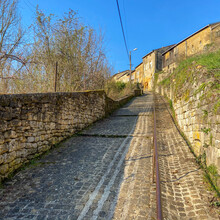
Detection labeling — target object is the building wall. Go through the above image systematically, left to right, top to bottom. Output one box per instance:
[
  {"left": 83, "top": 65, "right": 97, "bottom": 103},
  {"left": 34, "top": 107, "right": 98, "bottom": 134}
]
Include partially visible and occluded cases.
[
  {"left": 211, "top": 23, "right": 220, "bottom": 41},
  {"left": 162, "top": 25, "right": 220, "bottom": 73},
  {"left": 186, "top": 27, "right": 211, "bottom": 57},
  {"left": 142, "top": 52, "right": 156, "bottom": 91},
  {"left": 134, "top": 63, "right": 144, "bottom": 84},
  {"left": 112, "top": 71, "right": 129, "bottom": 82},
  {"left": 130, "top": 71, "right": 135, "bottom": 82},
  {"left": 118, "top": 73, "right": 129, "bottom": 83}
]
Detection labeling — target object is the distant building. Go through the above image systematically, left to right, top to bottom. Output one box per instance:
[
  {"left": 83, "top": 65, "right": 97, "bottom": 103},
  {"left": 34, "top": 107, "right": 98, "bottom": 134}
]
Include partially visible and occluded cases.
[
  {"left": 114, "top": 22, "right": 220, "bottom": 91},
  {"left": 162, "top": 22, "right": 220, "bottom": 73},
  {"left": 142, "top": 45, "right": 174, "bottom": 91},
  {"left": 133, "top": 62, "right": 144, "bottom": 84},
  {"left": 112, "top": 70, "right": 129, "bottom": 83},
  {"left": 119, "top": 71, "right": 130, "bottom": 83}
]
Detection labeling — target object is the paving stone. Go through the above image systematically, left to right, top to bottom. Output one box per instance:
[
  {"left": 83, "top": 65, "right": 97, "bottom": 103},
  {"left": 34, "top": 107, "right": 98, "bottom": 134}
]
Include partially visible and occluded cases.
[{"left": 155, "top": 94, "right": 219, "bottom": 220}]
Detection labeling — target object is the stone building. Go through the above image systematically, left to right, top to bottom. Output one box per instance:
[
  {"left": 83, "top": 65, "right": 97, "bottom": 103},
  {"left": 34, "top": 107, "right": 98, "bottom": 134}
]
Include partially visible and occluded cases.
[
  {"left": 162, "top": 22, "right": 220, "bottom": 73},
  {"left": 142, "top": 45, "right": 174, "bottom": 91},
  {"left": 133, "top": 62, "right": 144, "bottom": 84},
  {"left": 112, "top": 70, "right": 130, "bottom": 83},
  {"left": 119, "top": 71, "right": 130, "bottom": 83}
]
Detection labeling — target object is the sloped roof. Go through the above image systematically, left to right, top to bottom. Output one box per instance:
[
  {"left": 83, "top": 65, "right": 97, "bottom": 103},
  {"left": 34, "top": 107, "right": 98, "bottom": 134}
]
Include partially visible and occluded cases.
[
  {"left": 162, "top": 22, "right": 220, "bottom": 55},
  {"left": 142, "top": 44, "right": 175, "bottom": 59},
  {"left": 134, "top": 62, "right": 143, "bottom": 69},
  {"left": 112, "top": 70, "right": 129, "bottom": 80}
]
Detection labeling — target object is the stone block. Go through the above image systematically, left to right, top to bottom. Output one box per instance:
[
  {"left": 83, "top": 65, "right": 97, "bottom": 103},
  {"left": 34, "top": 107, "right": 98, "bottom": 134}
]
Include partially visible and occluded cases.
[
  {"left": 4, "top": 130, "right": 17, "bottom": 139},
  {"left": 27, "top": 137, "right": 35, "bottom": 143},
  {"left": 8, "top": 139, "right": 22, "bottom": 152},
  {"left": 0, "top": 144, "right": 8, "bottom": 155},
  {"left": 16, "top": 149, "right": 27, "bottom": 158},
  {"left": 4, "top": 151, "right": 16, "bottom": 163},
  {"left": 0, "top": 154, "right": 3, "bottom": 164},
  {"left": 0, "top": 164, "right": 9, "bottom": 175}
]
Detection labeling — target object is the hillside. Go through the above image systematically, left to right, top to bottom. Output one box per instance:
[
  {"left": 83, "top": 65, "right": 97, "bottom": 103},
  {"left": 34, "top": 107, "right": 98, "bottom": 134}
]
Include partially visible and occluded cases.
[{"left": 155, "top": 49, "right": 220, "bottom": 192}]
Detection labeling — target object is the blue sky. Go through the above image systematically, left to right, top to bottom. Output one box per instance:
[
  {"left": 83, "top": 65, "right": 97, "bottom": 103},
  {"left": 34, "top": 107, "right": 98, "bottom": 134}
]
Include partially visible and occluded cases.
[{"left": 19, "top": 0, "right": 220, "bottom": 74}]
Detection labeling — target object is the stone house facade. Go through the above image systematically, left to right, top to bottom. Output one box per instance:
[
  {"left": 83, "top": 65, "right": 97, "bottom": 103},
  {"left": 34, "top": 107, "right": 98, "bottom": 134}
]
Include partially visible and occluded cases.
[
  {"left": 162, "top": 22, "right": 220, "bottom": 73},
  {"left": 142, "top": 46, "right": 174, "bottom": 91},
  {"left": 133, "top": 62, "right": 144, "bottom": 84},
  {"left": 112, "top": 70, "right": 130, "bottom": 82},
  {"left": 119, "top": 72, "right": 130, "bottom": 83}
]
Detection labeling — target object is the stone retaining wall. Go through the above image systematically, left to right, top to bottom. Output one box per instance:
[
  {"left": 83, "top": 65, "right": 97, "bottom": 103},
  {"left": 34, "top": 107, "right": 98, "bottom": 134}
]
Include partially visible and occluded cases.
[
  {"left": 155, "top": 79, "right": 220, "bottom": 183},
  {"left": 0, "top": 90, "right": 138, "bottom": 181}
]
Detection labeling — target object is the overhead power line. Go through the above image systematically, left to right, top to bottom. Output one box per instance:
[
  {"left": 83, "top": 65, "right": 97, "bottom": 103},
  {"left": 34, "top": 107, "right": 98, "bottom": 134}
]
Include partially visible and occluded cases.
[{"left": 115, "top": 0, "right": 129, "bottom": 59}]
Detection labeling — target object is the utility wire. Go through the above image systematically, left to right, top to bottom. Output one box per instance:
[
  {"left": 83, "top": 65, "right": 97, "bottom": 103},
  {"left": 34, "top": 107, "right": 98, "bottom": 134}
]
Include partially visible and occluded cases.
[
  {"left": 115, "top": 0, "right": 129, "bottom": 59},
  {"left": 122, "top": 0, "right": 129, "bottom": 51}
]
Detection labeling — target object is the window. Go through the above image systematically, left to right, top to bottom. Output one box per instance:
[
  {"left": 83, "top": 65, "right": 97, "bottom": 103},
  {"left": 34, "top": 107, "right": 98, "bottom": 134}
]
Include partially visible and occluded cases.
[
  {"left": 216, "top": 31, "right": 220, "bottom": 38},
  {"left": 149, "top": 61, "right": 152, "bottom": 69},
  {"left": 136, "top": 71, "right": 139, "bottom": 78}
]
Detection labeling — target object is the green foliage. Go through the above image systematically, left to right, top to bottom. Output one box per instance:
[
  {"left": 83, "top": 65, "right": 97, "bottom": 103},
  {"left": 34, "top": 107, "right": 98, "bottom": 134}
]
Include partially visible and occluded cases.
[
  {"left": 168, "top": 49, "right": 220, "bottom": 114},
  {"left": 173, "top": 50, "right": 220, "bottom": 91},
  {"left": 197, "top": 50, "right": 220, "bottom": 70},
  {"left": 154, "top": 72, "right": 159, "bottom": 84},
  {"left": 159, "top": 76, "right": 171, "bottom": 87},
  {"left": 105, "top": 80, "right": 136, "bottom": 100},
  {"left": 115, "top": 81, "right": 126, "bottom": 91},
  {"left": 194, "top": 83, "right": 207, "bottom": 96},
  {"left": 183, "top": 89, "right": 190, "bottom": 101},
  {"left": 169, "top": 99, "right": 173, "bottom": 110},
  {"left": 213, "top": 101, "right": 220, "bottom": 114},
  {"left": 202, "top": 110, "right": 208, "bottom": 117},
  {"left": 201, "top": 127, "right": 211, "bottom": 134},
  {"left": 210, "top": 133, "right": 213, "bottom": 146},
  {"left": 196, "top": 152, "right": 206, "bottom": 165},
  {"left": 207, "top": 164, "right": 219, "bottom": 188},
  {"left": 211, "top": 201, "right": 220, "bottom": 207}
]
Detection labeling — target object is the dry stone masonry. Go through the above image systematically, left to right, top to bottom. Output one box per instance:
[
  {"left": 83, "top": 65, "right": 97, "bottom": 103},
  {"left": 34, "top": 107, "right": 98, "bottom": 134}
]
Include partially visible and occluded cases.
[
  {"left": 156, "top": 70, "right": 220, "bottom": 187},
  {"left": 0, "top": 90, "right": 139, "bottom": 182}
]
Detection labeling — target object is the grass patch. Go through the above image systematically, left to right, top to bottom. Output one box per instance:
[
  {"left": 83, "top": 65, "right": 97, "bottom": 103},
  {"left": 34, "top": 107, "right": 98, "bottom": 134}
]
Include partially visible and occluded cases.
[
  {"left": 172, "top": 49, "right": 220, "bottom": 93},
  {"left": 197, "top": 50, "right": 220, "bottom": 70},
  {"left": 159, "top": 76, "right": 171, "bottom": 87},
  {"left": 105, "top": 80, "right": 137, "bottom": 100},
  {"left": 194, "top": 83, "right": 207, "bottom": 96},
  {"left": 183, "top": 89, "right": 190, "bottom": 101},
  {"left": 214, "top": 100, "right": 220, "bottom": 114},
  {"left": 201, "top": 127, "right": 211, "bottom": 134},
  {"left": 205, "top": 164, "right": 220, "bottom": 194}
]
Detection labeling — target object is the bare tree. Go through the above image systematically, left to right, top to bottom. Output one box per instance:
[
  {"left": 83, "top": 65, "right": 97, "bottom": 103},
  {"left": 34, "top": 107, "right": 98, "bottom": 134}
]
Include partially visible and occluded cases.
[
  {"left": 0, "top": 0, "right": 25, "bottom": 93},
  {"left": 0, "top": 6, "right": 112, "bottom": 94},
  {"left": 27, "top": 8, "right": 111, "bottom": 93}
]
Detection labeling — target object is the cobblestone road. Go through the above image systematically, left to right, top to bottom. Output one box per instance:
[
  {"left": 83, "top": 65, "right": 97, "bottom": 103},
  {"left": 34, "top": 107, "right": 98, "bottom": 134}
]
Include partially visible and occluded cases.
[
  {"left": 0, "top": 93, "right": 219, "bottom": 219},
  {"left": 153, "top": 95, "right": 219, "bottom": 220}
]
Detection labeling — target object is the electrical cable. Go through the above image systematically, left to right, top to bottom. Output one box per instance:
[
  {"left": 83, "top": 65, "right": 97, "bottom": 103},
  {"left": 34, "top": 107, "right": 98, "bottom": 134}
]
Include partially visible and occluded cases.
[
  {"left": 115, "top": 0, "right": 129, "bottom": 59},
  {"left": 122, "top": 0, "right": 129, "bottom": 51}
]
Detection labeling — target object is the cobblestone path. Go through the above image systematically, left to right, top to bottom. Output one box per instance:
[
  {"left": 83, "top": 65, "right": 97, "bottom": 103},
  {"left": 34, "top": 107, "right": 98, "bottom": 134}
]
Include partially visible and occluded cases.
[
  {"left": 0, "top": 93, "right": 219, "bottom": 220},
  {"left": 152, "top": 95, "right": 219, "bottom": 220}
]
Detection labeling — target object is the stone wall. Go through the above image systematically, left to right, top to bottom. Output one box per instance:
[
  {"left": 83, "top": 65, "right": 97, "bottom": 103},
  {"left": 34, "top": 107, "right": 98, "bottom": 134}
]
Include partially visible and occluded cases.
[
  {"left": 155, "top": 74, "right": 220, "bottom": 182},
  {"left": 0, "top": 90, "right": 137, "bottom": 181}
]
